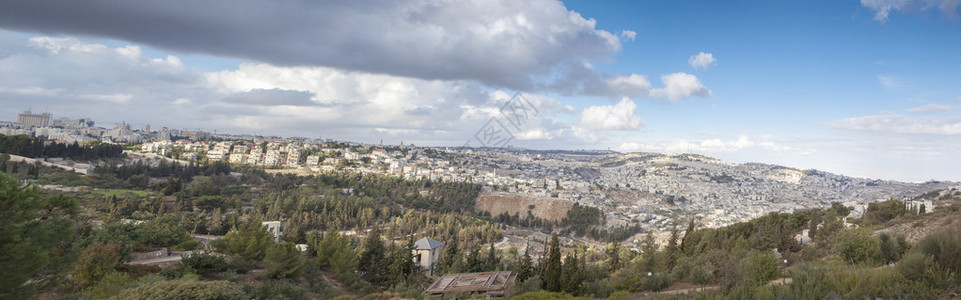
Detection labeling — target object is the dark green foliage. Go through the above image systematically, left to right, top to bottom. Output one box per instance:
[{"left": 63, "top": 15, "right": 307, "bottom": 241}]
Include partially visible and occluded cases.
[
  {"left": 0, "top": 134, "right": 123, "bottom": 160},
  {"left": 0, "top": 173, "right": 79, "bottom": 298},
  {"left": 863, "top": 199, "right": 905, "bottom": 225},
  {"left": 562, "top": 203, "right": 603, "bottom": 237},
  {"left": 135, "top": 215, "right": 191, "bottom": 247},
  {"left": 216, "top": 221, "right": 273, "bottom": 261},
  {"left": 358, "top": 227, "right": 388, "bottom": 286},
  {"left": 915, "top": 227, "right": 961, "bottom": 275},
  {"left": 838, "top": 228, "right": 880, "bottom": 265},
  {"left": 313, "top": 229, "right": 357, "bottom": 276},
  {"left": 878, "top": 233, "right": 907, "bottom": 264},
  {"left": 541, "top": 234, "right": 563, "bottom": 292},
  {"left": 387, "top": 239, "right": 419, "bottom": 287},
  {"left": 72, "top": 242, "right": 122, "bottom": 288},
  {"left": 265, "top": 242, "right": 306, "bottom": 279},
  {"left": 605, "top": 242, "right": 620, "bottom": 273},
  {"left": 515, "top": 245, "right": 534, "bottom": 282},
  {"left": 181, "top": 251, "right": 227, "bottom": 274},
  {"left": 225, "top": 258, "right": 258, "bottom": 274},
  {"left": 109, "top": 280, "right": 245, "bottom": 300},
  {"left": 246, "top": 280, "right": 309, "bottom": 300}
]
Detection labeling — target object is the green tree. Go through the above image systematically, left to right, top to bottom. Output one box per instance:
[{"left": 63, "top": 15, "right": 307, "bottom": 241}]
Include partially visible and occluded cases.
[
  {"left": 0, "top": 173, "right": 79, "bottom": 298},
  {"left": 135, "top": 215, "right": 190, "bottom": 247},
  {"left": 216, "top": 221, "right": 273, "bottom": 261},
  {"left": 665, "top": 225, "right": 680, "bottom": 270},
  {"left": 358, "top": 227, "right": 388, "bottom": 286},
  {"left": 838, "top": 228, "right": 880, "bottom": 265},
  {"left": 641, "top": 231, "right": 658, "bottom": 272},
  {"left": 879, "top": 232, "right": 902, "bottom": 264},
  {"left": 541, "top": 234, "right": 563, "bottom": 292},
  {"left": 72, "top": 242, "right": 121, "bottom": 288},
  {"left": 265, "top": 242, "right": 306, "bottom": 279},
  {"left": 486, "top": 242, "right": 501, "bottom": 270},
  {"left": 605, "top": 242, "right": 620, "bottom": 273},
  {"left": 515, "top": 243, "right": 534, "bottom": 282},
  {"left": 181, "top": 250, "right": 227, "bottom": 274},
  {"left": 562, "top": 252, "right": 582, "bottom": 294}
]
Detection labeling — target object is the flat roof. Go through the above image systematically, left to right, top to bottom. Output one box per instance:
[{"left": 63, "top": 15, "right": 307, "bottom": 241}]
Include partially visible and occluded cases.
[{"left": 424, "top": 271, "right": 515, "bottom": 296}]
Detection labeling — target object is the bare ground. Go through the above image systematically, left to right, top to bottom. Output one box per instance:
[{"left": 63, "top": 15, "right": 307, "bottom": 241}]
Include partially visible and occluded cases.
[{"left": 475, "top": 192, "right": 573, "bottom": 222}]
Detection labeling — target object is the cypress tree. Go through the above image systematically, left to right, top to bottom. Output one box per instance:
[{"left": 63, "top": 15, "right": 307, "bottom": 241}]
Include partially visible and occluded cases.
[
  {"left": 542, "top": 234, "right": 562, "bottom": 292},
  {"left": 515, "top": 242, "right": 534, "bottom": 282}
]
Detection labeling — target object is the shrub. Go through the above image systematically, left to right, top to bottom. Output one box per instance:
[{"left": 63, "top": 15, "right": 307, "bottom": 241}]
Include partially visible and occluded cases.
[
  {"left": 838, "top": 228, "right": 880, "bottom": 265},
  {"left": 916, "top": 228, "right": 961, "bottom": 275},
  {"left": 181, "top": 251, "right": 227, "bottom": 274},
  {"left": 226, "top": 257, "right": 258, "bottom": 274},
  {"left": 641, "top": 272, "right": 672, "bottom": 292},
  {"left": 109, "top": 280, "right": 245, "bottom": 300},
  {"left": 246, "top": 280, "right": 309, "bottom": 300},
  {"left": 606, "top": 291, "right": 630, "bottom": 300}
]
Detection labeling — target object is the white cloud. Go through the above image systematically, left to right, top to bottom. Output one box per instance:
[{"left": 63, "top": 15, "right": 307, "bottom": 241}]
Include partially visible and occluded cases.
[
  {"left": 861, "top": 0, "right": 961, "bottom": 23},
  {"left": 620, "top": 30, "right": 637, "bottom": 41},
  {"left": 688, "top": 52, "right": 716, "bottom": 69},
  {"left": 650, "top": 73, "right": 712, "bottom": 101},
  {"left": 604, "top": 74, "right": 652, "bottom": 98},
  {"left": 877, "top": 75, "right": 906, "bottom": 89},
  {"left": 0, "top": 86, "right": 62, "bottom": 97},
  {"left": 78, "top": 93, "right": 133, "bottom": 103},
  {"left": 579, "top": 97, "right": 643, "bottom": 130},
  {"left": 173, "top": 98, "right": 192, "bottom": 105},
  {"left": 907, "top": 103, "right": 953, "bottom": 113},
  {"left": 830, "top": 112, "right": 961, "bottom": 135}
]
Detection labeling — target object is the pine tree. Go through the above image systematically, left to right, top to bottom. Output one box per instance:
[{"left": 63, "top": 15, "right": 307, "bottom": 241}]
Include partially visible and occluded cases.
[
  {"left": 1, "top": 174, "right": 79, "bottom": 298},
  {"left": 680, "top": 217, "right": 697, "bottom": 255},
  {"left": 665, "top": 225, "right": 679, "bottom": 269},
  {"left": 359, "top": 227, "right": 388, "bottom": 286},
  {"left": 642, "top": 231, "right": 658, "bottom": 272},
  {"left": 541, "top": 234, "right": 562, "bottom": 292},
  {"left": 265, "top": 242, "right": 305, "bottom": 279},
  {"left": 605, "top": 242, "right": 620, "bottom": 273},
  {"left": 515, "top": 243, "right": 534, "bottom": 282},
  {"left": 562, "top": 251, "right": 582, "bottom": 294}
]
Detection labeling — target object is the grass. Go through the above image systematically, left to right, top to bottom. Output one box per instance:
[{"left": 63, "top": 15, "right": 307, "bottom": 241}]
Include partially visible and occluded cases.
[{"left": 91, "top": 188, "right": 151, "bottom": 198}]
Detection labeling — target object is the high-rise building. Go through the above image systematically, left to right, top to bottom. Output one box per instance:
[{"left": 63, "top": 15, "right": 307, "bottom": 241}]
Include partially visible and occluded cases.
[{"left": 16, "top": 110, "right": 52, "bottom": 128}]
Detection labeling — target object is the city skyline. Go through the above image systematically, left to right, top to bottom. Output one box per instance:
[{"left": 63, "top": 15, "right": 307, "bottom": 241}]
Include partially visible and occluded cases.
[{"left": 1, "top": 0, "right": 959, "bottom": 182}]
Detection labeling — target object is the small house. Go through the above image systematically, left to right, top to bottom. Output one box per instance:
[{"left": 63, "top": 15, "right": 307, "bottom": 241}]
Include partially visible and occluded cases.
[{"left": 413, "top": 237, "right": 444, "bottom": 276}]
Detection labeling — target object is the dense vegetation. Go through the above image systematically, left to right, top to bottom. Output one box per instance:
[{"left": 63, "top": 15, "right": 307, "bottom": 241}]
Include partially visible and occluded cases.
[{"left": 0, "top": 134, "right": 124, "bottom": 160}]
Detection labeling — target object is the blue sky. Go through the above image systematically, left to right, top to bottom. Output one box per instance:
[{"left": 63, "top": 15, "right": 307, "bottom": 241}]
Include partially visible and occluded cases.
[{"left": 0, "top": 0, "right": 958, "bottom": 182}]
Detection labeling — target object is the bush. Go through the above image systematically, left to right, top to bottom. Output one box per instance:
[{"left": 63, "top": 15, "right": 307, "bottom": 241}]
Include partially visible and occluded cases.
[
  {"left": 838, "top": 228, "right": 880, "bottom": 265},
  {"left": 915, "top": 228, "right": 961, "bottom": 275},
  {"left": 181, "top": 251, "right": 227, "bottom": 274},
  {"left": 743, "top": 251, "right": 779, "bottom": 284},
  {"left": 226, "top": 257, "right": 258, "bottom": 274},
  {"left": 689, "top": 263, "right": 716, "bottom": 285},
  {"left": 640, "top": 272, "right": 672, "bottom": 292},
  {"left": 110, "top": 280, "right": 245, "bottom": 300},
  {"left": 246, "top": 280, "right": 309, "bottom": 300},
  {"left": 510, "top": 290, "right": 586, "bottom": 300},
  {"left": 606, "top": 290, "right": 630, "bottom": 300}
]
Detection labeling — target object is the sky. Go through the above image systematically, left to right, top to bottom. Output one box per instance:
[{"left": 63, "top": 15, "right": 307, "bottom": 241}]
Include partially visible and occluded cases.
[{"left": 0, "top": 0, "right": 959, "bottom": 182}]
